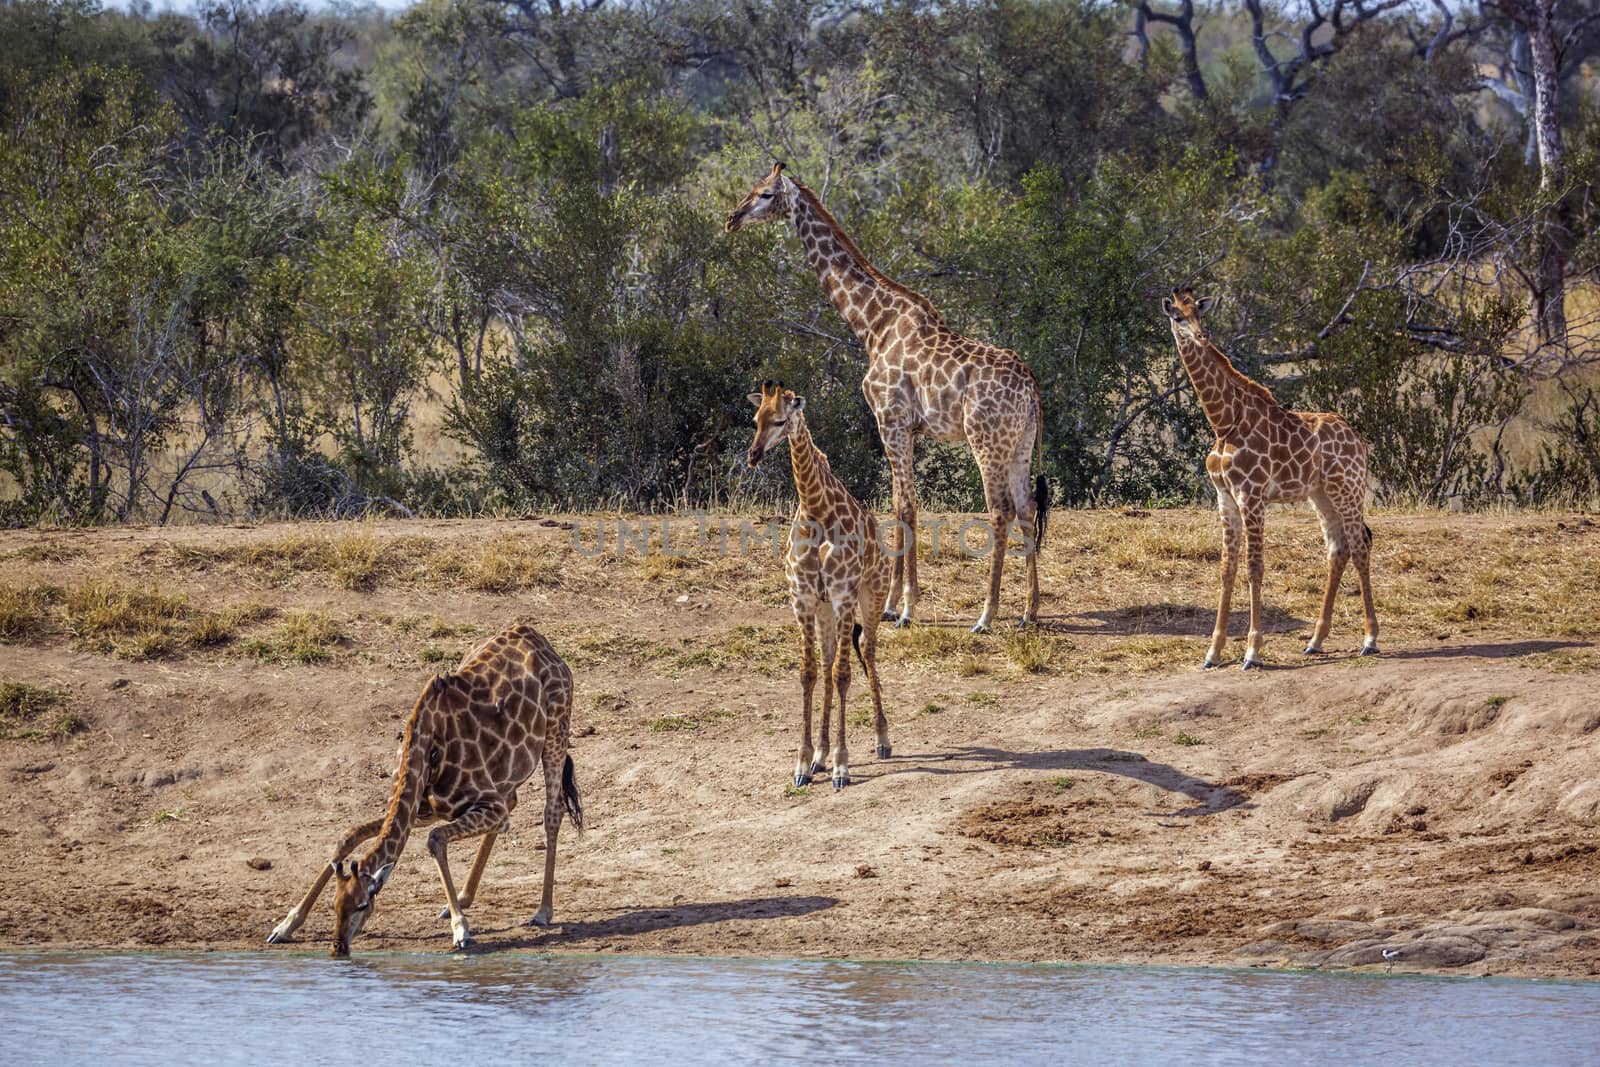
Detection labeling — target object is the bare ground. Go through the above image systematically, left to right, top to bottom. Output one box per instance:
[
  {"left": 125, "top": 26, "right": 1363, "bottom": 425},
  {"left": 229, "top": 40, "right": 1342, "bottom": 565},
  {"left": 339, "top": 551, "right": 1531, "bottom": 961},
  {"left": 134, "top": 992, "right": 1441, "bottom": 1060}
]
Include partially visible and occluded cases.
[{"left": 1, "top": 510, "right": 1598, "bottom": 978}]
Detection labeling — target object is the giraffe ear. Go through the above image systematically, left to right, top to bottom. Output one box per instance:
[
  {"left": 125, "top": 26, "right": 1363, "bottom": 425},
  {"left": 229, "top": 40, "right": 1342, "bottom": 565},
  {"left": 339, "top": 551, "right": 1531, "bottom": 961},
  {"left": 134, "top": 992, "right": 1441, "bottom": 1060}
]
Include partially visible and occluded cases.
[
  {"left": 770, "top": 159, "right": 786, "bottom": 175},
  {"left": 1196, "top": 295, "right": 1219, "bottom": 317},
  {"left": 1161, "top": 297, "right": 1180, "bottom": 320},
  {"left": 747, "top": 392, "right": 763, "bottom": 408},
  {"left": 789, "top": 395, "right": 805, "bottom": 412},
  {"left": 368, "top": 863, "right": 394, "bottom": 892}
]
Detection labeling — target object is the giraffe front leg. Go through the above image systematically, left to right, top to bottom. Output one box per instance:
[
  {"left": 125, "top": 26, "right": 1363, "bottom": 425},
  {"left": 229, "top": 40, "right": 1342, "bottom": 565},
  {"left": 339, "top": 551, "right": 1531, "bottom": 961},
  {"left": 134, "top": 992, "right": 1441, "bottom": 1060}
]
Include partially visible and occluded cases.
[
  {"left": 881, "top": 428, "right": 918, "bottom": 626},
  {"left": 1205, "top": 490, "right": 1242, "bottom": 669},
  {"left": 1241, "top": 499, "right": 1267, "bottom": 670},
  {"left": 427, "top": 800, "right": 509, "bottom": 950},
  {"left": 268, "top": 817, "right": 383, "bottom": 944},
  {"left": 436, "top": 822, "right": 506, "bottom": 919}
]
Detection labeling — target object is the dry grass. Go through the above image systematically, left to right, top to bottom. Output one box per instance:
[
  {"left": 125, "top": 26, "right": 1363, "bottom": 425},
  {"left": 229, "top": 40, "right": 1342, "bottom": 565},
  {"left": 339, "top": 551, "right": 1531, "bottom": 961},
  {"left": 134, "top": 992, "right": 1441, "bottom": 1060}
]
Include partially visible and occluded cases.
[
  {"left": 429, "top": 536, "right": 562, "bottom": 592},
  {"left": 63, "top": 580, "right": 190, "bottom": 660},
  {"left": 0, "top": 584, "right": 55, "bottom": 642},
  {"left": 238, "top": 611, "right": 344, "bottom": 665},
  {"left": 0, "top": 681, "right": 82, "bottom": 741}
]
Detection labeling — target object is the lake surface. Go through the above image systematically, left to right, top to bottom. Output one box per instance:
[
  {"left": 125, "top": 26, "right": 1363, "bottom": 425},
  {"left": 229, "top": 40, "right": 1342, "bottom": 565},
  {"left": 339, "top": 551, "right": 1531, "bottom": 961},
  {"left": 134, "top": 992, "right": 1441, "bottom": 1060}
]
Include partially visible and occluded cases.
[{"left": 0, "top": 953, "right": 1597, "bottom": 1065}]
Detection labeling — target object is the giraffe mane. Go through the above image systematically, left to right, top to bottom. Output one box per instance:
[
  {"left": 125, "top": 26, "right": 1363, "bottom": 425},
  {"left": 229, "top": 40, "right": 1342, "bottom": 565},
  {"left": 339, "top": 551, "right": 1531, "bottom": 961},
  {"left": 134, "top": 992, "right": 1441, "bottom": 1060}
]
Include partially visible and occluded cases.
[
  {"left": 788, "top": 180, "right": 946, "bottom": 326},
  {"left": 1200, "top": 335, "right": 1281, "bottom": 408},
  {"left": 365, "top": 689, "right": 431, "bottom": 867}
]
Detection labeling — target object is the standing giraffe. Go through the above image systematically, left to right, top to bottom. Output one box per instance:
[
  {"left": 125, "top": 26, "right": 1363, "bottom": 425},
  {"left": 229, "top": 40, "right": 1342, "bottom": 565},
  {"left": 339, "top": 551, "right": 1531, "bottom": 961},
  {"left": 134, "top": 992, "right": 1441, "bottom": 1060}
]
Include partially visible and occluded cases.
[
  {"left": 727, "top": 162, "right": 1048, "bottom": 633},
  {"left": 1163, "top": 288, "right": 1379, "bottom": 669},
  {"left": 749, "top": 380, "right": 891, "bottom": 789},
  {"left": 266, "top": 623, "right": 583, "bottom": 956}
]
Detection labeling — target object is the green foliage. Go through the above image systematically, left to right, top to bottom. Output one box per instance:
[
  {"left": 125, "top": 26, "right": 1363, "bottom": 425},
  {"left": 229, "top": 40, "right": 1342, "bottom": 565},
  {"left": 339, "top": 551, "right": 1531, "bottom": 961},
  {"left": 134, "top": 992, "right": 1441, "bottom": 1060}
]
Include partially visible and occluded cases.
[{"left": 1, "top": 0, "right": 1599, "bottom": 522}]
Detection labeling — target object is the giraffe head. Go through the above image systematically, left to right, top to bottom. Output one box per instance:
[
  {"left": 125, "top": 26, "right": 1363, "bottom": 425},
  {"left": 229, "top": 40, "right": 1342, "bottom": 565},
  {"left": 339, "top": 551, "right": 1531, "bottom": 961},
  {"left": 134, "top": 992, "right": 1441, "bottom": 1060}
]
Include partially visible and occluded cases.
[
  {"left": 725, "top": 161, "right": 792, "bottom": 233},
  {"left": 1162, "top": 287, "right": 1218, "bottom": 342},
  {"left": 747, "top": 379, "right": 804, "bottom": 467},
  {"left": 329, "top": 856, "right": 393, "bottom": 958}
]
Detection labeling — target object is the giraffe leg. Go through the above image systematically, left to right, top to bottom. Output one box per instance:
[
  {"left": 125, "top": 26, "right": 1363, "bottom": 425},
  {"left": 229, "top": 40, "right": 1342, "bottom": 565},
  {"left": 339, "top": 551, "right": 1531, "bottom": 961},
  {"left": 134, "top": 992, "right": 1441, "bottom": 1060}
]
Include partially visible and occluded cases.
[
  {"left": 881, "top": 428, "right": 919, "bottom": 626},
  {"left": 1007, "top": 437, "right": 1042, "bottom": 628},
  {"left": 971, "top": 455, "right": 1015, "bottom": 633},
  {"left": 1204, "top": 488, "right": 1242, "bottom": 669},
  {"left": 1305, "top": 491, "right": 1349, "bottom": 655},
  {"left": 1241, "top": 498, "right": 1267, "bottom": 670},
  {"left": 1353, "top": 516, "right": 1380, "bottom": 655},
  {"left": 858, "top": 584, "right": 891, "bottom": 760},
  {"left": 830, "top": 598, "right": 857, "bottom": 789},
  {"left": 793, "top": 605, "right": 819, "bottom": 786},
  {"left": 814, "top": 605, "right": 839, "bottom": 780},
  {"left": 526, "top": 744, "right": 571, "bottom": 928},
  {"left": 427, "top": 799, "right": 511, "bottom": 949},
  {"left": 267, "top": 817, "right": 384, "bottom": 944},
  {"left": 436, "top": 821, "right": 507, "bottom": 919}
]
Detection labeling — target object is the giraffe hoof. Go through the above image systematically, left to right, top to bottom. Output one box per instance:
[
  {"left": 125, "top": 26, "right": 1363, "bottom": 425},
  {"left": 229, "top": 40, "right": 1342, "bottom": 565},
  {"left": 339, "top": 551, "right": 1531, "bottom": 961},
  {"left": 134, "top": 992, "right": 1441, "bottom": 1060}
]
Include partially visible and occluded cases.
[
  {"left": 881, "top": 610, "right": 899, "bottom": 623},
  {"left": 894, "top": 616, "right": 912, "bottom": 629},
  {"left": 970, "top": 622, "right": 991, "bottom": 635},
  {"left": 1359, "top": 643, "right": 1380, "bottom": 657},
  {"left": 1303, "top": 644, "right": 1325, "bottom": 655},
  {"left": 1200, "top": 658, "right": 1219, "bottom": 670},
  {"left": 1241, "top": 658, "right": 1263, "bottom": 671},
  {"left": 876, "top": 744, "right": 892, "bottom": 760},
  {"left": 809, "top": 757, "right": 826, "bottom": 776},
  {"left": 793, "top": 773, "right": 812, "bottom": 788},
  {"left": 832, "top": 773, "right": 849, "bottom": 790},
  {"left": 524, "top": 911, "right": 552, "bottom": 928}
]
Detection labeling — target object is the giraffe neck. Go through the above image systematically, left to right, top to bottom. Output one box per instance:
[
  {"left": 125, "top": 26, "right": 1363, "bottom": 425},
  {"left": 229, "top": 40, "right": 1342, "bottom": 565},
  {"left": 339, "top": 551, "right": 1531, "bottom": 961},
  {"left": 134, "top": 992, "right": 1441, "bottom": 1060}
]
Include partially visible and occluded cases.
[
  {"left": 785, "top": 181, "right": 927, "bottom": 344},
  {"left": 1174, "top": 331, "right": 1272, "bottom": 436},
  {"left": 785, "top": 414, "right": 841, "bottom": 523},
  {"left": 360, "top": 701, "right": 431, "bottom": 875}
]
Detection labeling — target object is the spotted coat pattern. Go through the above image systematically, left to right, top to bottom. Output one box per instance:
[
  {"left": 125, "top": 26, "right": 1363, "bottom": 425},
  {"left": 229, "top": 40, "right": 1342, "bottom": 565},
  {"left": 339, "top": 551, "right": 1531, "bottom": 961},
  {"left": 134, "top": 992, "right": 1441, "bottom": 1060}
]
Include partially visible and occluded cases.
[
  {"left": 727, "top": 162, "right": 1045, "bottom": 633},
  {"left": 1164, "top": 288, "right": 1380, "bottom": 669},
  {"left": 749, "top": 382, "right": 891, "bottom": 790},
  {"left": 266, "top": 624, "right": 581, "bottom": 955}
]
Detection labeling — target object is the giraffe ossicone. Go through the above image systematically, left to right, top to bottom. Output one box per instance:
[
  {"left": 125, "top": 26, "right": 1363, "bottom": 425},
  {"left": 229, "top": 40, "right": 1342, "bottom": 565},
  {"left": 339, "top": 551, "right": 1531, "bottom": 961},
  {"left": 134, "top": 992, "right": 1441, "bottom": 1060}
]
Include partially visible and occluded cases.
[
  {"left": 728, "top": 165, "right": 1049, "bottom": 633},
  {"left": 1163, "top": 288, "right": 1379, "bottom": 670},
  {"left": 749, "top": 381, "right": 892, "bottom": 790},
  {"left": 266, "top": 623, "right": 583, "bottom": 957}
]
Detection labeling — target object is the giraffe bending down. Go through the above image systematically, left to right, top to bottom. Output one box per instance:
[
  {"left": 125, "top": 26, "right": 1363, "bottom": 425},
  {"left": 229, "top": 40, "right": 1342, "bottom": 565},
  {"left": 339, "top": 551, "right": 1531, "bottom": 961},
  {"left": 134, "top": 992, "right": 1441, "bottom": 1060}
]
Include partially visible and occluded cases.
[
  {"left": 728, "top": 162, "right": 1049, "bottom": 633},
  {"left": 1163, "top": 288, "right": 1379, "bottom": 669},
  {"left": 749, "top": 381, "right": 892, "bottom": 789},
  {"left": 266, "top": 623, "right": 583, "bottom": 956}
]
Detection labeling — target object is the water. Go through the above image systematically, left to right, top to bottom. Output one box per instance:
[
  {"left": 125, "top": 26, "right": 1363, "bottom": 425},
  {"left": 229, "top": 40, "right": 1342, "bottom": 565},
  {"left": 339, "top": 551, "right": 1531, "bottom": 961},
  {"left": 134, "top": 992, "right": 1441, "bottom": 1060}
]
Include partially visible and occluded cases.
[{"left": 0, "top": 953, "right": 1597, "bottom": 1065}]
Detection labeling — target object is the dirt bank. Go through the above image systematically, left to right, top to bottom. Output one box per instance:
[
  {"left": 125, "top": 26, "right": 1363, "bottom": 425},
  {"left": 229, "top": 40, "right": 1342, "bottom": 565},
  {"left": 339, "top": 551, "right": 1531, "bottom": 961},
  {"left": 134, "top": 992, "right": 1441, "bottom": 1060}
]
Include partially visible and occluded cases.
[{"left": 1, "top": 510, "right": 1597, "bottom": 977}]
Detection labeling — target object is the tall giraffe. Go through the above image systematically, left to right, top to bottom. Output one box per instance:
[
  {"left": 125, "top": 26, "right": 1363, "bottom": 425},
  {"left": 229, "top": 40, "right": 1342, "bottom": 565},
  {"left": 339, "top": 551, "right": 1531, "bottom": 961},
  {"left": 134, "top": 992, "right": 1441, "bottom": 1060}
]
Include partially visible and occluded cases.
[
  {"left": 727, "top": 162, "right": 1049, "bottom": 633},
  {"left": 1163, "top": 288, "right": 1379, "bottom": 669},
  {"left": 749, "top": 380, "right": 891, "bottom": 789},
  {"left": 266, "top": 623, "right": 583, "bottom": 956}
]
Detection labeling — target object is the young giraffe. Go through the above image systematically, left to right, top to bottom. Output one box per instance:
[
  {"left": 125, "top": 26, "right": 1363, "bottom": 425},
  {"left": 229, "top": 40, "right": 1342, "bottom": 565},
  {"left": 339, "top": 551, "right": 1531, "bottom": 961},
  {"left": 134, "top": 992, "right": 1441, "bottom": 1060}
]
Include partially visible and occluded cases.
[
  {"left": 727, "top": 162, "right": 1048, "bottom": 633},
  {"left": 1163, "top": 288, "right": 1380, "bottom": 669},
  {"left": 748, "top": 380, "right": 891, "bottom": 789},
  {"left": 266, "top": 623, "right": 583, "bottom": 956}
]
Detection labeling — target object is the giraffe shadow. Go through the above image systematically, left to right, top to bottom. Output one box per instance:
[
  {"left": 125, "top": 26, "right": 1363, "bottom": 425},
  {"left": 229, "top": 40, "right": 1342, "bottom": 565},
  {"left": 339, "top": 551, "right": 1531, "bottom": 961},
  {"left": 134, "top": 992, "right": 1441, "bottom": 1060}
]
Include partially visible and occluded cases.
[
  {"left": 1039, "top": 603, "right": 1310, "bottom": 637},
  {"left": 1376, "top": 639, "right": 1590, "bottom": 662},
  {"left": 865, "top": 745, "right": 1249, "bottom": 817},
  {"left": 481, "top": 895, "right": 839, "bottom": 950}
]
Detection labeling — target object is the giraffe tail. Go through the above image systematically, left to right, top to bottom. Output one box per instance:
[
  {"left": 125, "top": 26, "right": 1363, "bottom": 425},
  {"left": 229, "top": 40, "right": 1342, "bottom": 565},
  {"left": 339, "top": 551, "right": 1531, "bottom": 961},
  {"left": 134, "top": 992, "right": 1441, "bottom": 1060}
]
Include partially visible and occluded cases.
[
  {"left": 1032, "top": 391, "right": 1050, "bottom": 552},
  {"left": 851, "top": 622, "right": 866, "bottom": 670},
  {"left": 561, "top": 753, "right": 584, "bottom": 833}
]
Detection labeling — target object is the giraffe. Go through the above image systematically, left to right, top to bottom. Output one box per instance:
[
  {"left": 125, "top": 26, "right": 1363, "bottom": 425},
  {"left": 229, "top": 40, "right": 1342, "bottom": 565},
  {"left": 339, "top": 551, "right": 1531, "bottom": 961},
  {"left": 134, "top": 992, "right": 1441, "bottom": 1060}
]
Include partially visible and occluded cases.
[
  {"left": 727, "top": 161, "right": 1049, "bottom": 633},
  {"left": 1162, "top": 288, "right": 1380, "bottom": 670},
  {"left": 748, "top": 380, "right": 891, "bottom": 789},
  {"left": 265, "top": 623, "right": 583, "bottom": 956}
]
